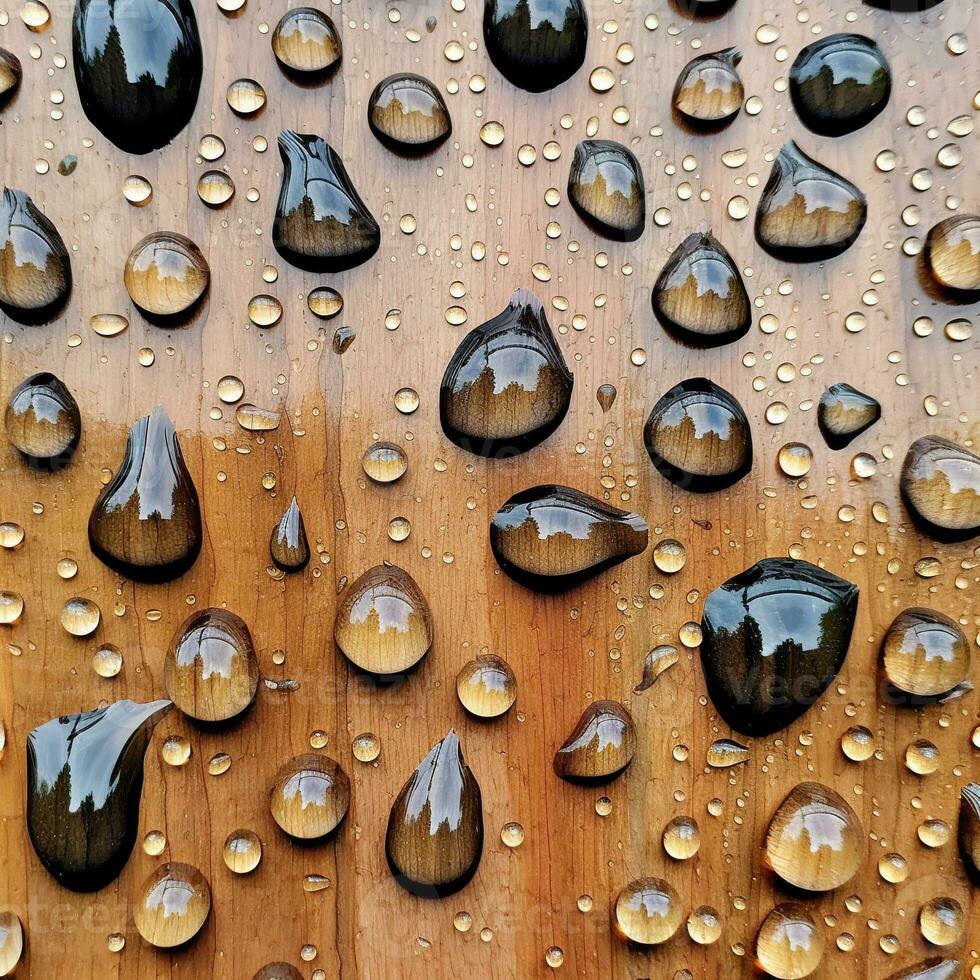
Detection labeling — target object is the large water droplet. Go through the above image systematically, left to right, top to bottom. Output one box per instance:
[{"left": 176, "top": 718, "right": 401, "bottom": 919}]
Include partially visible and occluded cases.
[
  {"left": 272, "top": 7, "right": 341, "bottom": 78},
  {"left": 672, "top": 47, "right": 743, "bottom": 128},
  {"left": 0, "top": 48, "right": 23, "bottom": 104},
  {"left": 368, "top": 74, "right": 451, "bottom": 153},
  {"left": 568, "top": 140, "right": 645, "bottom": 241},
  {"left": 925, "top": 215, "right": 980, "bottom": 298},
  {"left": 124, "top": 232, "right": 210, "bottom": 320},
  {"left": 5, "top": 372, "right": 80, "bottom": 469},
  {"left": 817, "top": 383, "right": 880, "bottom": 449},
  {"left": 900, "top": 435, "right": 980, "bottom": 541},
  {"left": 270, "top": 496, "right": 310, "bottom": 572},
  {"left": 881, "top": 607, "right": 969, "bottom": 702},
  {"left": 634, "top": 644, "right": 679, "bottom": 692},
  {"left": 456, "top": 654, "right": 517, "bottom": 718},
  {"left": 553, "top": 700, "right": 636, "bottom": 783},
  {"left": 270, "top": 754, "right": 350, "bottom": 840},
  {"left": 959, "top": 783, "right": 980, "bottom": 885},
  {"left": 133, "top": 862, "right": 211, "bottom": 947},
  {"left": 612, "top": 877, "right": 682, "bottom": 945},
  {"left": 919, "top": 897, "right": 964, "bottom": 947},
  {"left": 755, "top": 903, "right": 824, "bottom": 979},
  {"left": 0, "top": 912, "right": 23, "bottom": 975},
  {"left": 885, "top": 959, "right": 964, "bottom": 980}
]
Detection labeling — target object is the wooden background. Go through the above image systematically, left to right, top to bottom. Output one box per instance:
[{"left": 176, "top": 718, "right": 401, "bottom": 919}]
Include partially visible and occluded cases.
[{"left": 1, "top": 0, "right": 978, "bottom": 976}]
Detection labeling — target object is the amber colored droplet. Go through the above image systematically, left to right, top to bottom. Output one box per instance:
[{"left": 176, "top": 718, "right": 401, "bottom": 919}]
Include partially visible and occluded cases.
[
  {"left": 272, "top": 7, "right": 341, "bottom": 77},
  {"left": 789, "top": 34, "right": 891, "bottom": 136},
  {"left": 672, "top": 47, "right": 743, "bottom": 128},
  {"left": 0, "top": 48, "right": 23, "bottom": 104},
  {"left": 368, "top": 74, "right": 451, "bottom": 154},
  {"left": 226, "top": 77, "right": 265, "bottom": 115},
  {"left": 274, "top": 130, "right": 380, "bottom": 273},
  {"left": 568, "top": 140, "right": 645, "bottom": 242},
  {"left": 755, "top": 141, "right": 867, "bottom": 260},
  {"left": 196, "top": 170, "right": 235, "bottom": 207},
  {"left": 0, "top": 187, "right": 72, "bottom": 319},
  {"left": 925, "top": 215, "right": 980, "bottom": 296},
  {"left": 652, "top": 231, "right": 750, "bottom": 346},
  {"left": 124, "top": 232, "right": 210, "bottom": 319},
  {"left": 307, "top": 285, "right": 343, "bottom": 319},
  {"left": 440, "top": 288, "right": 573, "bottom": 457},
  {"left": 91, "top": 312, "right": 129, "bottom": 337},
  {"left": 5, "top": 372, "right": 80, "bottom": 468},
  {"left": 644, "top": 378, "right": 752, "bottom": 492},
  {"left": 596, "top": 383, "right": 617, "bottom": 412},
  {"left": 817, "top": 383, "right": 880, "bottom": 449},
  {"left": 236, "top": 403, "right": 281, "bottom": 432},
  {"left": 88, "top": 406, "right": 202, "bottom": 583},
  {"left": 900, "top": 435, "right": 980, "bottom": 542},
  {"left": 362, "top": 441, "right": 408, "bottom": 483},
  {"left": 778, "top": 442, "right": 813, "bottom": 478},
  {"left": 490, "top": 484, "right": 648, "bottom": 592},
  {"left": 270, "top": 496, "right": 310, "bottom": 572},
  {"left": 334, "top": 564, "right": 433, "bottom": 676},
  {"left": 0, "top": 590, "right": 24, "bottom": 624},
  {"left": 881, "top": 607, "right": 969, "bottom": 701},
  {"left": 165, "top": 608, "right": 259, "bottom": 723},
  {"left": 634, "top": 644, "right": 679, "bottom": 693},
  {"left": 456, "top": 654, "right": 517, "bottom": 718},
  {"left": 553, "top": 700, "right": 636, "bottom": 783},
  {"left": 842, "top": 725, "right": 875, "bottom": 762},
  {"left": 386, "top": 730, "right": 483, "bottom": 896},
  {"left": 706, "top": 737, "right": 749, "bottom": 768},
  {"left": 270, "top": 754, "right": 350, "bottom": 840},
  {"left": 765, "top": 782, "right": 862, "bottom": 891},
  {"left": 959, "top": 783, "right": 980, "bottom": 885},
  {"left": 663, "top": 815, "right": 700, "bottom": 859},
  {"left": 223, "top": 829, "right": 262, "bottom": 874},
  {"left": 134, "top": 862, "right": 210, "bottom": 948},
  {"left": 612, "top": 877, "right": 682, "bottom": 945},
  {"left": 919, "top": 897, "right": 964, "bottom": 947},
  {"left": 756, "top": 903, "right": 824, "bottom": 979},
  {"left": 0, "top": 911, "right": 24, "bottom": 975},
  {"left": 885, "top": 958, "right": 964, "bottom": 980},
  {"left": 254, "top": 964, "right": 304, "bottom": 980}
]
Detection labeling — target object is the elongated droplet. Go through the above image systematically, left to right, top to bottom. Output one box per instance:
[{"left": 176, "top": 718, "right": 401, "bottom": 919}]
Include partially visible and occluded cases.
[
  {"left": 72, "top": 0, "right": 202, "bottom": 153},
  {"left": 483, "top": 0, "right": 587, "bottom": 92},
  {"left": 864, "top": 0, "right": 946, "bottom": 8},
  {"left": 272, "top": 7, "right": 341, "bottom": 77},
  {"left": 789, "top": 34, "right": 890, "bottom": 136},
  {"left": 672, "top": 47, "right": 743, "bottom": 128},
  {"left": 0, "top": 48, "right": 23, "bottom": 104},
  {"left": 368, "top": 73, "right": 451, "bottom": 153},
  {"left": 274, "top": 130, "right": 380, "bottom": 272},
  {"left": 568, "top": 140, "right": 645, "bottom": 242},
  {"left": 755, "top": 141, "right": 866, "bottom": 260},
  {"left": 0, "top": 187, "right": 71, "bottom": 319},
  {"left": 925, "top": 215, "right": 980, "bottom": 297},
  {"left": 652, "top": 231, "right": 750, "bottom": 346},
  {"left": 124, "top": 232, "right": 210, "bottom": 319},
  {"left": 440, "top": 288, "right": 573, "bottom": 457},
  {"left": 5, "top": 372, "right": 80, "bottom": 469},
  {"left": 644, "top": 378, "right": 752, "bottom": 492},
  {"left": 817, "top": 382, "right": 880, "bottom": 449},
  {"left": 88, "top": 406, "right": 203, "bottom": 582},
  {"left": 900, "top": 435, "right": 980, "bottom": 542},
  {"left": 490, "top": 484, "right": 648, "bottom": 592},
  {"left": 270, "top": 495, "right": 310, "bottom": 572},
  {"left": 701, "top": 558, "right": 858, "bottom": 736},
  {"left": 334, "top": 564, "right": 433, "bottom": 676},
  {"left": 881, "top": 607, "right": 969, "bottom": 702},
  {"left": 165, "top": 608, "right": 258, "bottom": 723},
  {"left": 634, "top": 644, "right": 679, "bottom": 693},
  {"left": 456, "top": 654, "right": 517, "bottom": 718},
  {"left": 27, "top": 699, "right": 172, "bottom": 891},
  {"left": 553, "top": 700, "right": 636, "bottom": 783},
  {"left": 386, "top": 730, "right": 483, "bottom": 897},
  {"left": 706, "top": 737, "right": 749, "bottom": 768},
  {"left": 270, "top": 754, "right": 350, "bottom": 840},
  {"left": 765, "top": 782, "right": 862, "bottom": 891},
  {"left": 959, "top": 783, "right": 980, "bottom": 885},
  {"left": 133, "top": 862, "right": 210, "bottom": 948},
  {"left": 613, "top": 877, "right": 682, "bottom": 945},
  {"left": 755, "top": 903, "right": 824, "bottom": 979},
  {"left": 0, "top": 912, "right": 24, "bottom": 974},
  {"left": 885, "top": 960, "right": 963, "bottom": 980}
]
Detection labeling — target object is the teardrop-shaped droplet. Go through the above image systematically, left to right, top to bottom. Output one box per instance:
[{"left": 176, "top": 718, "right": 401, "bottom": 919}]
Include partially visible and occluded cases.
[
  {"left": 72, "top": 0, "right": 202, "bottom": 153},
  {"left": 483, "top": 0, "right": 587, "bottom": 92},
  {"left": 272, "top": 7, "right": 341, "bottom": 78},
  {"left": 789, "top": 34, "right": 891, "bottom": 136},
  {"left": 0, "top": 47, "right": 23, "bottom": 104},
  {"left": 672, "top": 47, "right": 743, "bottom": 128},
  {"left": 368, "top": 73, "right": 451, "bottom": 153},
  {"left": 274, "top": 130, "right": 380, "bottom": 272},
  {"left": 568, "top": 140, "right": 645, "bottom": 242},
  {"left": 755, "top": 141, "right": 867, "bottom": 260},
  {"left": 0, "top": 187, "right": 72, "bottom": 319},
  {"left": 925, "top": 215, "right": 980, "bottom": 297},
  {"left": 124, "top": 232, "right": 209, "bottom": 320},
  {"left": 652, "top": 232, "right": 750, "bottom": 346},
  {"left": 440, "top": 288, "right": 573, "bottom": 457},
  {"left": 5, "top": 372, "right": 80, "bottom": 469},
  {"left": 644, "top": 378, "right": 752, "bottom": 492},
  {"left": 817, "top": 382, "right": 880, "bottom": 449},
  {"left": 596, "top": 383, "right": 617, "bottom": 412},
  {"left": 88, "top": 406, "right": 203, "bottom": 582},
  {"left": 900, "top": 435, "right": 980, "bottom": 542},
  {"left": 361, "top": 441, "right": 408, "bottom": 483},
  {"left": 489, "top": 484, "right": 648, "bottom": 592},
  {"left": 270, "top": 496, "right": 310, "bottom": 572},
  {"left": 701, "top": 558, "right": 858, "bottom": 736},
  {"left": 334, "top": 564, "right": 433, "bottom": 676},
  {"left": 881, "top": 607, "right": 969, "bottom": 702},
  {"left": 164, "top": 608, "right": 258, "bottom": 723},
  {"left": 634, "top": 644, "right": 679, "bottom": 693},
  {"left": 456, "top": 654, "right": 517, "bottom": 719},
  {"left": 27, "top": 699, "right": 172, "bottom": 891},
  {"left": 553, "top": 700, "right": 636, "bottom": 783},
  {"left": 385, "top": 730, "right": 483, "bottom": 897},
  {"left": 706, "top": 737, "right": 750, "bottom": 768},
  {"left": 270, "top": 754, "right": 350, "bottom": 840},
  {"left": 764, "top": 781, "right": 863, "bottom": 891},
  {"left": 959, "top": 783, "right": 980, "bottom": 885},
  {"left": 133, "top": 862, "right": 210, "bottom": 948},
  {"left": 612, "top": 877, "right": 682, "bottom": 945},
  {"left": 755, "top": 903, "right": 824, "bottom": 979},
  {"left": 0, "top": 911, "right": 24, "bottom": 975},
  {"left": 885, "top": 959, "right": 963, "bottom": 980},
  {"left": 254, "top": 964, "right": 304, "bottom": 980}
]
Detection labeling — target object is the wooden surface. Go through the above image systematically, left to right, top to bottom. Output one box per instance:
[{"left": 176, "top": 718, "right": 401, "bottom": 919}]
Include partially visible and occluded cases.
[{"left": 1, "top": 0, "right": 978, "bottom": 977}]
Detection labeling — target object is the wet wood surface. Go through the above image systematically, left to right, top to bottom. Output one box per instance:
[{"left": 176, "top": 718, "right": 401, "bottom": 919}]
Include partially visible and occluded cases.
[{"left": 1, "top": 0, "right": 978, "bottom": 977}]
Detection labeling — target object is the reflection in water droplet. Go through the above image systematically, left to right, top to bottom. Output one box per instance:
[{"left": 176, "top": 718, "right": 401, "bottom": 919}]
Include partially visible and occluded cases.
[
  {"left": 272, "top": 7, "right": 341, "bottom": 76},
  {"left": 0, "top": 48, "right": 23, "bottom": 104},
  {"left": 673, "top": 48, "right": 743, "bottom": 128},
  {"left": 369, "top": 74, "right": 452, "bottom": 153},
  {"left": 227, "top": 77, "right": 266, "bottom": 115},
  {"left": 568, "top": 140, "right": 645, "bottom": 241},
  {"left": 197, "top": 170, "right": 235, "bottom": 207},
  {"left": 123, "top": 174, "right": 153, "bottom": 206},
  {"left": 925, "top": 215, "right": 980, "bottom": 296},
  {"left": 124, "top": 232, "right": 209, "bottom": 319},
  {"left": 308, "top": 286, "right": 343, "bottom": 319},
  {"left": 248, "top": 293, "right": 283, "bottom": 327},
  {"left": 91, "top": 312, "right": 129, "bottom": 337},
  {"left": 5, "top": 372, "right": 81, "bottom": 468},
  {"left": 217, "top": 375, "right": 245, "bottom": 404},
  {"left": 596, "top": 383, "right": 617, "bottom": 412},
  {"left": 817, "top": 383, "right": 880, "bottom": 449},
  {"left": 394, "top": 387, "right": 420, "bottom": 414},
  {"left": 236, "top": 404, "right": 281, "bottom": 432},
  {"left": 901, "top": 436, "right": 980, "bottom": 541},
  {"left": 362, "top": 441, "right": 408, "bottom": 483},
  {"left": 778, "top": 442, "right": 813, "bottom": 478},
  {"left": 270, "top": 496, "right": 310, "bottom": 572},
  {"left": 387, "top": 516, "right": 411, "bottom": 542},
  {"left": 652, "top": 538, "right": 686, "bottom": 574},
  {"left": 0, "top": 591, "right": 24, "bottom": 624},
  {"left": 61, "top": 597, "right": 100, "bottom": 636},
  {"left": 881, "top": 608, "right": 968, "bottom": 701},
  {"left": 93, "top": 643, "right": 123, "bottom": 678},
  {"left": 634, "top": 645, "right": 678, "bottom": 693},
  {"left": 456, "top": 654, "right": 517, "bottom": 718},
  {"left": 554, "top": 700, "right": 636, "bottom": 783},
  {"left": 840, "top": 725, "right": 874, "bottom": 762},
  {"left": 352, "top": 732, "right": 381, "bottom": 763},
  {"left": 161, "top": 734, "right": 191, "bottom": 766},
  {"left": 706, "top": 738, "right": 749, "bottom": 768},
  {"left": 905, "top": 738, "right": 940, "bottom": 775},
  {"left": 270, "top": 754, "right": 350, "bottom": 840},
  {"left": 663, "top": 815, "right": 700, "bottom": 859},
  {"left": 500, "top": 821, "right": 525, "bottom": 847},
  {"left": 223, "top": 829, "right": 262, "bottom": 874},
  {"left": 877, "top": 852, "right": 908, "bottom": 883},
  {"left": 134, "top": 862, "right": 211, "bottom": 948},
  {"left": 613, "top": 877, "right": 682, "bottom": 945},
  {"left": 918, "top": 897, "right": 963, "bottom": 947},
  {"left": 756, "top": 903, "right": 824, "bottom": 979},
  {"left": 688, "top": 905, "right": 721, "bottom": 945},
  {"left": 0, "top": 912, "right": 24, "bottom": 975}
]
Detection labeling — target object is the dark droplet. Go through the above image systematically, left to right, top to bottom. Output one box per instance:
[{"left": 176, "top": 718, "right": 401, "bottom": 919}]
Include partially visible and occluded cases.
[
  {"left": 72, "top": 0, "right": 202, "bottom": 154},
  {"left": 483, "top": 0, "right": 587, "bottom": 93},
  {"left": 673, "top": 0, "right": 738, "bottom": 14},
  {"left": 863, "top": 0, "right": 946, "bottom": 10},
  {"left": 272, "top": 7, "right": 341, "bottom": 79},
  {"left": 789, "top": 34, "right": 891, "bottom": 136},
  {"left": 0, "top": 47, "right": 22, "bottom": 104},
  {"left": 672, "top": 47, "right": 743, "bottom": 128},
  {"left": 368, "top": 73, "right": 451, "bottom": 154},
  {"left": 274, "top": 130, "right": 380, "bottom": 273},
  {"left": 568, "top": 140, "right": 645, "bottom": 242},
  {"left": 755, "top": 141, "right": 866, "bottom": 260},
  {"left": 0, "top": 187, "right": 72, "bottom": 320},
  {"left": 925, "top": 215, "right": 980, "bottom": 298},
  {"left": 652, "top": 232, "right": 750, "bottom": 346},
  {"left": 440, "top": 288, "right": 573, "bottom": 457},
  {"left": 332, "top": 324, "right": 355, "bottom": 354},
  {"left": 5, "top": 372, "right": 81, "bottom": 469},
  {"left": 644, "top": 378, "right": 752, "bottom": 492},
  {"left": 817, "top": 382, "right": 880, "bottom": 449},
  {"left": 596, "top": 383, "right": 617, "bottom": 412},
  {"left": 88, "top": 406, "right": 203, "bottom": 582},
  {"left": 900, "top": 435, "right": 980, "bottom": 542},
  {"left": 489, "top": 484, "right": 648, "bottom": 592},
  {"left": 270, "top": 495, "right": 310, "bottom": 571},
  {"left": 700, "top": 558, "right": 858, "bottom": 737},
  {"left": 881, "top": 607, "right": 969, "bottom": 703},
  {"left": 27, "top": 699, "right": 172, "bottom": 891},
  {"left": 553, "top": 700, "right": 636, "bottom": 783},
  {"left": 385, "top": 730, "right": 483, "bottom": 897},
  {"left": 959, "top": 784, "right": 980, "bottom": 885},
  {"left": 885, "top": 959, "right": 962, "bottom": 980},
  {"left": 254, "top": 965, "right": 304, "bottom": 980}
]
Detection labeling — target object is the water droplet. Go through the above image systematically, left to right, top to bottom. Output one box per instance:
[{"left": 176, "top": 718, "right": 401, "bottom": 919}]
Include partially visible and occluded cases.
[
  {"left": 272, "top": 7, "right": 341, "bottom": 76},
  {"left": 672, "top": 47, "right": 743, "bottom": 128},
  {"left": 0, "top": 48, "right": 23, "bottom": 104},
  {"left": 368, "top": 74, "right": 451, "bottom": 153},
  {"left": 226, "top": 77, "right": 265, "bottom": 115},
  {"left": 568, "top": 140, "right": 645, "bottom": 241},
  {"left": 197, "top": 170, "right": 235, "bottom": 207},
  {"left": 122, "top": 174, "right": 153, "bottom": 206},
  {"left": 925, "top": 215, "right": 980, "bottom": 296},
  {"left": 124, "top": 232, "right": 209, "bottom": 319},
  {"left": 308, "top": 286, "right": 343, "bottom": 319},
  {"left": 90, "top": 312, "right": 129, "bottom": 337},
  {"left": 5, "top": 372, "right": 80, "bottom": 468},
  {"left": 217, "top": 375, "right": 244, "bottom": 404},
  {"left": 596, "top": 383, "right": 617, "bottom": 412},
  {"left": 817, "top": 383, "right": 881, "bottom": 449},
  {"left": 394, "top": 387, "right": 420, "bottom": 414},
  {"left": 236, "top": 403, "right": 281, "bottom": 432},
  {"left": 901, "top": 436, "right": 980, "bottom": 541},
  {"left": 362, "top": 441, "right": 408, "bottom": 483},
  {"left": 778, "top": 442, "right": 812, "bottom": 478},
  {"left": 270, "top": 496, "right": 310, "bottom": 572},
  {"left": 387, "top": 516, "right": 411, "bottom": 541},
  {"left": 0, "top": 523, "right": 24, "bottom": 549},
  {"left": 652, "top": 538, "right": 686, "bottom": 574},
  {"left": 0, "top": 591, "right": 24, "bottom": 625},
  {"left": 61, "top": 596, "right": 100, "bottom": 636},
  {"left": 881, "top": 608, "right": 969, "bottom": 701},
  {"left": 93, "top": 643, "right": 123, "bottom": 678},
  {"left": 456, "top": 654, "right": 517, "bottom": 718},
  {"left": 554, "top": 700, "right": 636, "bottom": 783},
  {"left": 841, "top": 725, "right": 875, "bottom": 762},
  {"left": 352, "top": 732, "right": 381, "bottom": 763},
  {"left": 706, "top": 738, "right": 749, "bottom": 768},
  {"left": 905, "top": 738, "right": 940, "bottom": 775},
  {"left": 208, "top": 753, "right": 231, "bottom": 776},
  {"left": 270, "top": 754, "right": 350, "bottom": 840},
  {"left": 958, "top": 784, "right": 980, "bottom": 881},
  {"left": 663, "top": 815, "right": 700, "bottom": 859},
  {"left": 501, "top": 821, "right": 525, "bottom": 847},
  {"left": 223, "top": 829, "right": 262, "bottom": 874},
  {"left": 877, "top": 852, "right": 908, "bottom": 884},
  {"left": 134, "top": 862, "right": 211, "bottom": 948},
  {"left": 613, "top": 877, "right": 682, "bottom": 945},
  {"left": 919, "top": 897, "right": 964, "bottom": 947},
  {"left": 756, "top": 903, "right": 824, "bottom": 979},
  {"left": 687, "top": 905, "right": 721, "bottom": 945},
  {"left": 0, "top": 912, "right": 24, "bottom": 975},
  {"left": 544, "top": 946, "right": 564, "bottom": 968},
  {"left": 254, "top": 964, "right": 304, "bottom": 980}
]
